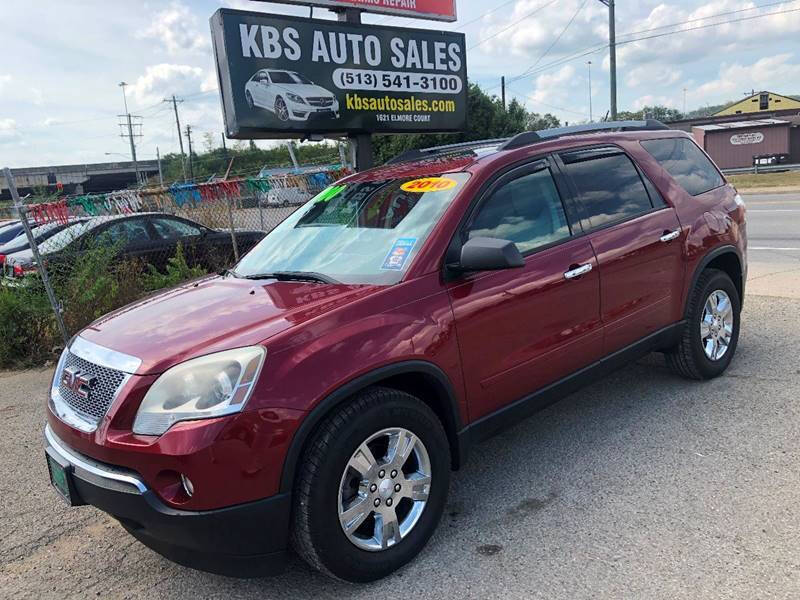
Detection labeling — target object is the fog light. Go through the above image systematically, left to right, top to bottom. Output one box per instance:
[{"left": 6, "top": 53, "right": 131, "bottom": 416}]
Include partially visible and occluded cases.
[{"left": 180, "top": 474, "right": 194, "bottom": 497}]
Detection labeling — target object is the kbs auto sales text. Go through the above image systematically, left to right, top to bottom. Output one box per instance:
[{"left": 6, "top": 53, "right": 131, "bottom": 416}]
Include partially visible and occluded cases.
[{"left": 239, "top": 25, "right": 463, "bottom": 73}]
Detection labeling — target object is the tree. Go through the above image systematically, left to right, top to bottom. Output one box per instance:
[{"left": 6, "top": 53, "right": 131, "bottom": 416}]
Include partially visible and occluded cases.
[
  {"left": 372, "top": 83, "right": 557, "bottom": 163},
  {"left": 617, "top": 105, "right": 684, "bottom": 122},
  {"left": 527, "top": 112, "right": 561, "bottom": 131}
]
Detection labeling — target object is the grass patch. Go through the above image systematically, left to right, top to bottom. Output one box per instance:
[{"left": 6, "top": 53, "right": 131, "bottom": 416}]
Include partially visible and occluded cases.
[{"left": 727, "top": 170, "right": 800, "bottom": 190}]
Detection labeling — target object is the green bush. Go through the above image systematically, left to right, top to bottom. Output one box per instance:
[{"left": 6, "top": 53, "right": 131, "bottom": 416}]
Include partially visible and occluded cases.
[
  {"left": 0, "top": 243, "right": 209, "bottom": 368},
  {"left": 142, "top": 243, "right": 206, "bottom": 291},
  {"left": 0, "top": 278, "right": 59, "bottom": 367}
]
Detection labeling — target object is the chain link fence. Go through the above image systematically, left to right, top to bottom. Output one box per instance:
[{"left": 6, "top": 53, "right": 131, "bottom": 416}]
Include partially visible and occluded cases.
[{"left": 0, "top": 164, "right": 352, "bottom": 365}]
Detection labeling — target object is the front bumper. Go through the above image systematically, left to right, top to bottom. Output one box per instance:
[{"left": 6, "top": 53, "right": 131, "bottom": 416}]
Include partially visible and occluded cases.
[{"left": 44, "top": 424, "right": 290, "bottom": 577}]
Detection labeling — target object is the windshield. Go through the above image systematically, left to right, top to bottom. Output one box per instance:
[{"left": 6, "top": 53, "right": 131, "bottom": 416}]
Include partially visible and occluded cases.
[
  {"left": 291, "top": 72, "right": 313, "bottom": 84},
  {"left": 234, "top": 173, "right": 470, "bottom": 285},
  {"left": 40, "top": 219, "right": 102, "bottom": 253}
]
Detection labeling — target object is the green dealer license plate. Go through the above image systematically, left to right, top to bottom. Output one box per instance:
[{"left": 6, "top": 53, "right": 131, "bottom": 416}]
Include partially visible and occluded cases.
[{"left": 46, "top": 451, "right": 74, "bottom": 505}]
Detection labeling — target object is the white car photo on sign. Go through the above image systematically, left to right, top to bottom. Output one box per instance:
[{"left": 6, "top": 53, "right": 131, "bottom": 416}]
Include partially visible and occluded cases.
[{"left": 244, "top": 69, "right": 340, "bottom": 122}]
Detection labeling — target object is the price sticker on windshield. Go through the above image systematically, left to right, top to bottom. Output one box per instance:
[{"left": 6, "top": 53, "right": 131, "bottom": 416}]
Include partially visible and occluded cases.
[{"left": 400, "top": 177, "right": 458, "bottom": 193}]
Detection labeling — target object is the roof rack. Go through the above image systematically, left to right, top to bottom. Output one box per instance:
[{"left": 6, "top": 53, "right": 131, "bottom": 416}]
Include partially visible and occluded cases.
[
  {"left": 500, "top": 119, "right": 670, "bottom": 150},
  {"left": 383, "top": 120, "right": 670, "bottom": 165},
  {"left": 385, "top": 138, "right": 510, "bottom": 165}
]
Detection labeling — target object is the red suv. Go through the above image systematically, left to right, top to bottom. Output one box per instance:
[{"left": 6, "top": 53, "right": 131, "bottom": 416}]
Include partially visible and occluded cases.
[{"left": 45, "top": 121, "right": 746, "bottom": 582}]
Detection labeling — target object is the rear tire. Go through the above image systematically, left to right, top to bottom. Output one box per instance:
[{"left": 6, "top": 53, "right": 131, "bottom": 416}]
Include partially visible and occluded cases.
[
  {"left": 666, "top": 268, "right": 740, "bottom": 380},
  {"left": 291, "top": 387, "right": 450, "bottom": 582}
]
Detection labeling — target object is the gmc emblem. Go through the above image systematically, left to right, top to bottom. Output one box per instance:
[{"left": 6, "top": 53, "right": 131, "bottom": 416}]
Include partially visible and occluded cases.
[{"left": 61, "top": 366, "right": 97, "bottom": 400}]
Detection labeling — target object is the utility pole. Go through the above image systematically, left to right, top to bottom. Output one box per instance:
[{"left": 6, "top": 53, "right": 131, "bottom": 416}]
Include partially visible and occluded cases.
[
  {"left": 598, "top": 0, "right": 617, "bottom": 120},
  {"left": 337, "top": 8, "right": 372, "bottom": 171},
  {"left": 587, "top": 61, "right": 593, "bottom": 122},
  {"left": 501, "top": 76, "right": 506, "bottom": 111},
  {"left": 118, "top": 82, "right": 142, "bottom": 185},
  {"left": 165, "top": 95, "right": 187, "bottom": 181},
  {"left": 185, "top": 125, "right": 194, "bottom": 181},
  {"left": 287, "top": 141, "right": 300, "bottom": 170},
  {"left": 157, "top": 146, "right": 163, "bottom": 186}
]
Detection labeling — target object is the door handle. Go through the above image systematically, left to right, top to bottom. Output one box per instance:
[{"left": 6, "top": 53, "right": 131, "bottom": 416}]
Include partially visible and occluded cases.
[
  {"left": 660, "top": 229, "right": 680, "bottom": 242},
  {"left": 564, "top": 263, "right": 592, "bottom": 280}
]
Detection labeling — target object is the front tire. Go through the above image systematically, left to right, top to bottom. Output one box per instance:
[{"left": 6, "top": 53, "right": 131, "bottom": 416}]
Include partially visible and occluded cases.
[
  {"left": 245, "top": 90, "right": 254, "bottom": 110},
  {"left": 275, "top": 96, "right": 289, "bottom": 122},
  {"left": 666, "top": 268, "right": 741, "bottom": 379},
  {"left": 291, "top": 387, "right": 451, "bottom": 582}
]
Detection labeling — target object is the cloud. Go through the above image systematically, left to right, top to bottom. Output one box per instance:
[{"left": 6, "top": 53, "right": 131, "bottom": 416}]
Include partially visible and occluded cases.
[
  {"left": 477, "top": 0, "right": 607, "bottom": 58},
  {"left": 615, "top": 0, "right": 800, "bottom": 70},
  {"left": 137, "top": 1, "right": 210, "bottom": 55},
  {"left": 694, "top": 54, "right": 800, "bottom": 103},
  {"left": 129, "top": 63, "right": 208, "bottom": 105},
  {"left": 626, "top": 65, "right": 682, "bottom": 88},
  {"left": 0, "top": 74, "right": 11, "bottom": 92},
  {"left": 631, "top": 94, "right": 679, "bottom": 110},
  {"left": 0, "top": 118, "right": 19, "bottom": 142}
]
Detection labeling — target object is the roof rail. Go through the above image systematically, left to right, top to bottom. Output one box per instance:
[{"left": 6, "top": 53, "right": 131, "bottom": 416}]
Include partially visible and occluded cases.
[
  {"left": 500, "top": 119, "right": 670, "bottom": 151},
  {"left": 385, "top": 138, "right": 510, "bottom": 165}
]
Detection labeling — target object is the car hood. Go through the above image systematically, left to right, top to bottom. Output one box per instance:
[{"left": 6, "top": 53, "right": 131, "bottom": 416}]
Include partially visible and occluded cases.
[
  {"left": 276, "top": 83, "right": 334, "bottom": 98},
  {"left": 78, "top": 275, "right": 382, "bottom": 375}
]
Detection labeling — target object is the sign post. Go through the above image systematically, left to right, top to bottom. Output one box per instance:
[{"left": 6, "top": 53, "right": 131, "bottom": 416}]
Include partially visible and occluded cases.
[
  {"left": 337, "top": 7, "right": 373, "bottom": 170},
  {"left": 210, "top": 8, "right": 467, "bottom": 171}
]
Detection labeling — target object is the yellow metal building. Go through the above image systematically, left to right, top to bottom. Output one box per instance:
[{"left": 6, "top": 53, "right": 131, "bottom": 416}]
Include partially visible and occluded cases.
[{"left": 714, "top": 91, "right": 800, "bottom": 116}]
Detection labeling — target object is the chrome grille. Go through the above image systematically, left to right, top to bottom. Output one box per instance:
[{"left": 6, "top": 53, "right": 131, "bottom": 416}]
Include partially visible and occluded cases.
[
  {"left": 307, "top": 97, "right": 333, "bottom": 107},
  {"left": 57, "top": 351, "right": 126, "bottom": 422}
]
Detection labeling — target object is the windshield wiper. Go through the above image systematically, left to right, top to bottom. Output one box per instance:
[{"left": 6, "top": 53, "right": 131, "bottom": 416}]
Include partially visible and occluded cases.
[{"left": 240, "top": 271, "right": 340, "bottom": 284}]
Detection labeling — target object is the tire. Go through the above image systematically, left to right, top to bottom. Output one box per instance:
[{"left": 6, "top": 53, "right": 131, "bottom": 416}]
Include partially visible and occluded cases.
[
  {"left": 245, "top": 90, "right": 254, "bottom": 110},
  {"left": 275, "top": 96, "right": 289, "bottom": 122},
  {"left": 666, "top": 268, "right": 741, "bottom": 380},
  {"left": 291, "top": 387, "right": 451, "bottom": 582}
]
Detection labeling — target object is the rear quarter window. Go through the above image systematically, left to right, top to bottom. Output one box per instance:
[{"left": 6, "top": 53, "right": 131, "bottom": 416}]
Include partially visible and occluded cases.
[{"left": 640, "top": 137, "right": 724, "bottom": 196}]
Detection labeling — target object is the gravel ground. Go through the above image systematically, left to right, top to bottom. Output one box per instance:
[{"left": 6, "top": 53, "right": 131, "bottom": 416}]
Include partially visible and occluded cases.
[{"left": 1, "top": 294, "right": 799, "bottom": 599}]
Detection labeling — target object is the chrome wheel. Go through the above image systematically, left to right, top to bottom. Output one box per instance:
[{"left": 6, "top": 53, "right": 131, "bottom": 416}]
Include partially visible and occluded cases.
[
  {"left": 275, "top": 97, "right": 289, "bottom": 121},
  {"left": 700, "top": 289, "right": 733, "bottom": 361},
  {"left": 338, "top": 427, "right": 431, "bottom": 552}
]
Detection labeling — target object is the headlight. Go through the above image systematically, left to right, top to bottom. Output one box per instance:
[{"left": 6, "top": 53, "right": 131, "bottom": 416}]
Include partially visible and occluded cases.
[
  {"left": 287, "top": 93, "right": 306, "bottom": 104},
  {"left": 133, "top": 346, "right": 266, "bottom": 436}
]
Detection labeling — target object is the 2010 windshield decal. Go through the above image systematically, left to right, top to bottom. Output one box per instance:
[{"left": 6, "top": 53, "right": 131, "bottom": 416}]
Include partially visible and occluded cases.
[{"left": 400, "top": 177, "right": 457, "bottom": 192}]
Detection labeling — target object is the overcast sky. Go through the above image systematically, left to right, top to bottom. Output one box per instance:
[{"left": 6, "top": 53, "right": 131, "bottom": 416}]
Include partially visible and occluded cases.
[{"left": 1, "top": 0, "right": 799, "bottom": 167}]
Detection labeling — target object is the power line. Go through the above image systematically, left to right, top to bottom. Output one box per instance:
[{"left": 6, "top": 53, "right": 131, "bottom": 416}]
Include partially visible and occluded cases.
[
  {"left": 468, "top": 0, "right": 560, "bottom": 50},
  {"left": 517, "top": 0, "right": 589, "bottom": 78},
  {"left": 493, "top": 4, "right": 800, "bottom": 89},
  {"left": 505, "top": 84, "right": 591, "bottom": 117}
]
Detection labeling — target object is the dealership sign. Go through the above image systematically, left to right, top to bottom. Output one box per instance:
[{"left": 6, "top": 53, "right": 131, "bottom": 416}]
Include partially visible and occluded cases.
[
  {"left": 253, "top": 0, "right": 457, "bottom": 22},
  {"left": 210, "top": 9, "right": 467, "bottom": 138},
  {"left": 730, "top": 132, "right": 764, "bottom": 145}
]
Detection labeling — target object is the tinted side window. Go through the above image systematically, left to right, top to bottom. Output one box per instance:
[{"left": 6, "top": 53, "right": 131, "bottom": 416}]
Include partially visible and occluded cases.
[
  {"left": 640, "top": 137, "right": 724, "bottom": 196},
  {"left": 561, "top": 151, "right": 652, "bottom": 229},
  {"left": 467, "top": 168, "right": 570, "bottom": 254},
  {"left": 152, "top": 218, "right": 201, "bottom": 239},
  {"left": 103, "top": 219, "right": 152, "bottom": 245}
]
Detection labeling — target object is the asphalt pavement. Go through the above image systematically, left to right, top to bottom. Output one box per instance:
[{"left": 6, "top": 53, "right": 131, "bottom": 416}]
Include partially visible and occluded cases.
[
  {"left": 742, "top": 192, "right": 800, "bottom": 298},
  {"left": 1, "top": 195, "right": 799, "bottom": 599}
]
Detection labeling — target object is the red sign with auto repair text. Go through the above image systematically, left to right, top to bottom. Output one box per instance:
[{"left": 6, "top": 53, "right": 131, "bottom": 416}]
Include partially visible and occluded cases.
[{"left": 253, "top": 0, "right": 457, "bottom": 22}]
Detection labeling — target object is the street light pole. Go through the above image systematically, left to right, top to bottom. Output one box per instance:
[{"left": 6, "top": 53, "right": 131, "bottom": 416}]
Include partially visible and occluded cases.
[
  {"left": 598, "top": 0, "right": 617, "bottom": 120},
  {"left": 587, "top": 61, "right": 593, "bottom": 122},
  {"left": 119, "top": 82, "right": 142, "bottom": 185}
]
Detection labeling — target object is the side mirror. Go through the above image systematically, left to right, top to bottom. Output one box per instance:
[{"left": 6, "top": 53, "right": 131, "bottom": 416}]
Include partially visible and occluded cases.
[{"left": 455, "top": 237, "right": 524, "bottom": 272}]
